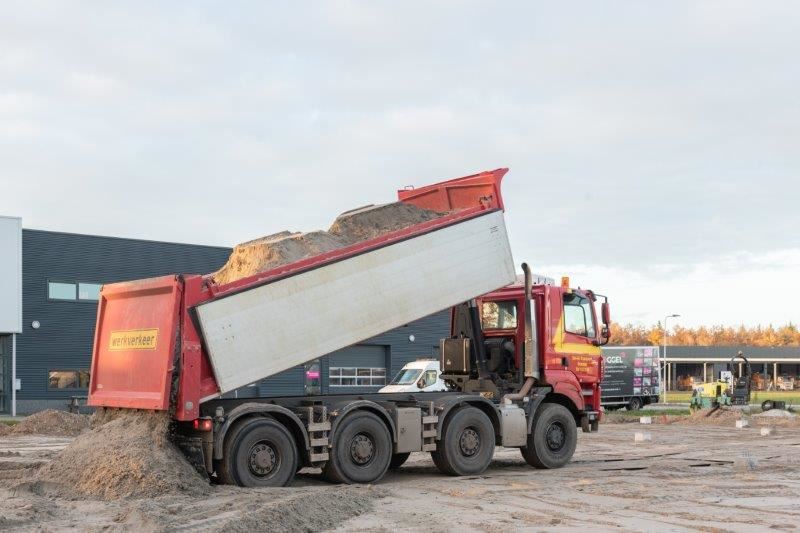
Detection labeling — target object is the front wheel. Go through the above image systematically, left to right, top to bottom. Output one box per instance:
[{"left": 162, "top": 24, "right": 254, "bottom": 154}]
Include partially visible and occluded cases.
[
  {"left": 521, "top": 403, "right": 577, "bottom": 469},
  {"left": 431, "top": 406, "right": 494, "bottom": 476}
]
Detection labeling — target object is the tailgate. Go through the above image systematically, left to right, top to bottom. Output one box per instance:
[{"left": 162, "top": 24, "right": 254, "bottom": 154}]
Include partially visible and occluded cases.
[{"left": 88, "top": 275, "right": 183, "bottom": 410}]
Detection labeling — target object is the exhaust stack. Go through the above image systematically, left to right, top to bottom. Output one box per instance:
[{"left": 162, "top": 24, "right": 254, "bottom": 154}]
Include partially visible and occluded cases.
[
  {"left": 502, "top": 263, "right": 539, "bottom": 403},
  {"left": 522, "top": 263, "right": 540, "bottom": 380}
]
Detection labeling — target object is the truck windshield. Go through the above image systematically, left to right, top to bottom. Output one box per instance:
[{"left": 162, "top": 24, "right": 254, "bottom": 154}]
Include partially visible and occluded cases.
[
  {"left": 481, "top": 300, "right": 518, "bottom": 329},
  {"left": 390, "top": 369, "right": 423, "bottom": 385}
]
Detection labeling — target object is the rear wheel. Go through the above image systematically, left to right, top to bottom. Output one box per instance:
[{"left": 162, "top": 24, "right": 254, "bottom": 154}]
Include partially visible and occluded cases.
[
  {"left": 628, "top": 397, "right": 643, "bottom": 411},
  {"left": 521, "top": 403, "right": 577, "bottom": 469},
  {"left": 431, "top": 406, "right": 494, "bottom": 476},
  {"left": 323, "top": 411, "right": 392, "bottom": 484},
  {"left": 225, "top": 418, "right": 298, "bottom": 487},
  {"left": 389, "top": 452, "right": 411, "bottom": 470}
]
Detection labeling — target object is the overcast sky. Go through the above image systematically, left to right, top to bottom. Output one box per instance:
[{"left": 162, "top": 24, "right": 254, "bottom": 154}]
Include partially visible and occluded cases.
[{"left": 1, "top": 2, "right": 798, "bottom": 327}]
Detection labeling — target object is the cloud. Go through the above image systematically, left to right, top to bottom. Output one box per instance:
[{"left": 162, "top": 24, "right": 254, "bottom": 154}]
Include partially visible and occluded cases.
[
  {"left": 0, "top": 2, "right": 797, "bottom": 327},
  {"left": 66, "top": 72, "right": 123, "bottom": 96},
  {"left": 538, "top": 249, "right": 800, "bottom": 327}
]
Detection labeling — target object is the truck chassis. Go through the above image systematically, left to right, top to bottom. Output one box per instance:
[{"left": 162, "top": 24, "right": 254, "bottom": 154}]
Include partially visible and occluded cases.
[{"left": 178, "top": 387, "right": 597, "bottom": 486}]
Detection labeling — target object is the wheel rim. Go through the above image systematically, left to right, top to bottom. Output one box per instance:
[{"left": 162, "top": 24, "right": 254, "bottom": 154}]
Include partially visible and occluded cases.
[
  {"left": 545, "top": 421, "right": 566, "bottom": 452},
  {"left": 458, "top": 427, "right": 481, "bottom": 457},
  {"left": 349, "top": 433, "right": 375, "bottom": 466},
  {"left": 248, "top": 441, "right": 279, "bottom": 477}
]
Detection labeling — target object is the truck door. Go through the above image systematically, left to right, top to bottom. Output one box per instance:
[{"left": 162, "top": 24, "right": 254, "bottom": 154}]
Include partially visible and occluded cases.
[{"left": 559, "top": 292, "right": 601, "bottom": 383}]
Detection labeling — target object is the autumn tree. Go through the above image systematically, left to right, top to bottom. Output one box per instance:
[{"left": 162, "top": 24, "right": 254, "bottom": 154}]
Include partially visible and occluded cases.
[{"left": 609, "top": 322, "right": 800, "bottom": 347}]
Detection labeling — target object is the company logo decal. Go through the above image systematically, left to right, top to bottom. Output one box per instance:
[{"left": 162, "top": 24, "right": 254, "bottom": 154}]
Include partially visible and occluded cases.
[{"left": 109, "top": 329, "right": 159, "bottom": 351}]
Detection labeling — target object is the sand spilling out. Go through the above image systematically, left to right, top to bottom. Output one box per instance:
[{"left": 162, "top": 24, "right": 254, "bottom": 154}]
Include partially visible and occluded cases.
[
  {"left": 211, "top": 202, "right": 444, "bottom": 285},
  {"left": 9, "top": 409, "right": 89, "bottom": 437},
  {"left": 33, "top": 409, "right": 209, "bottom": 501}
]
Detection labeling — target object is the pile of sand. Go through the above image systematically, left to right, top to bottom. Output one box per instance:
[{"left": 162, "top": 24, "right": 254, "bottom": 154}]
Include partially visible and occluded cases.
[
  {"left": 211, "top": 202, "right": 443, "bottom": 285},
  {"left": 674, "top": 407, "right": 743, "bottom": 426},
  {"left": 33, "top": 409, "right": 209, "bottom": 500},
  {"left": 755, "top": 409, "right": 797, "bottom": 419},
  {"left": 10, "top": 410, "right": 89, "bottom": 437},
  {"left": 0, "top": 424, "right": 10, "bottom": 437}
]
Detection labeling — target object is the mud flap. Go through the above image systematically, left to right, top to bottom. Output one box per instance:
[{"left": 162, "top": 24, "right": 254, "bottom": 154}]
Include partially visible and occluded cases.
[
  {"left": 581, "top": 411, "right": 600, "bottom": 433},
  {"left": 174, "top": 431, "right": 211, "bottom": 480}
]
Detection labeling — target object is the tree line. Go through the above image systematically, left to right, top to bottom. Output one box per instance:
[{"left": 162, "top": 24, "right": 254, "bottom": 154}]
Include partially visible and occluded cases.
[{"left": 610, "top": 322, "right": 800, "bottom": 347}]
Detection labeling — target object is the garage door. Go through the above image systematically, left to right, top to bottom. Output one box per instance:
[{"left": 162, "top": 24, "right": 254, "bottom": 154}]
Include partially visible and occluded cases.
[{"left": 327, "top": 345, "right": 388, "bottom": 393}]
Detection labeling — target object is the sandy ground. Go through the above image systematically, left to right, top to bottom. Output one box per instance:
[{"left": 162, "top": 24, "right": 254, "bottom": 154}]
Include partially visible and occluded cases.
[{"left": 2, "top": 420, "right": 799, "bottom": 532}]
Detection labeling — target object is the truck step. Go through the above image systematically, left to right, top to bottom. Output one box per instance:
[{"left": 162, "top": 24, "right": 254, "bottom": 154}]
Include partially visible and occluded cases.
[
  {"left": 422, "top": 416, "right": 438, "bottom": 424},
  {"left": 307, "top": 421, "right": 331, "bottom": 432},
  {"left": 422, "top": 429, "right": 437, "bottom": 438},
  {"left": 309, "top": 437, "right": 328, "bottom": 447},
  {"left": 422, "top": 443, "right": 437, "bottom": 452},
  {"left": 310, "top": 452, "right": 329, "bottom": 462}
]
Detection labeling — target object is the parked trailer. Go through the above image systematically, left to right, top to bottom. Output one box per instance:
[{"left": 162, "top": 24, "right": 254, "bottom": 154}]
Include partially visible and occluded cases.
[
  {"left": 88, "top": 169, "right": 610, "bottom": 487},
  {"left": 600, "top": 346, "right": 660, "bottom": 411}
]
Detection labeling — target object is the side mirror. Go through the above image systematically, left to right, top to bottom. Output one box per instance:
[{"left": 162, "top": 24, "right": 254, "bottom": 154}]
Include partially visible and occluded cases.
[{"left": 601, "top": 302, "right": 610, "bottom": 325}]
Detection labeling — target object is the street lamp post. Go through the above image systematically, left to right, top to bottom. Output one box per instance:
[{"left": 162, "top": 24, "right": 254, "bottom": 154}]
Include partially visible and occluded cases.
[{"left": 661, "top": 314, "right": 680, "bottom": 403}]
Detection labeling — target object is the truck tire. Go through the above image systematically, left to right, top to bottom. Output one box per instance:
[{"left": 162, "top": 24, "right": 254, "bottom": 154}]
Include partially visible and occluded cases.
[
  {"left": 628, "top": 397, "right": 643, "bottom": 411},
  {"left": 520, "top": 403, "right": 577, "bottom": 469},
  {"left": 430, "top": 406, "right": 494, "bottom": 476},
  {"left": 323, "top": 411, "right": 392, "bottom": 484},
  {"left": 216, "top": 417, "right": 258, "bottom": 485},
  {"left": 226, "top": 418, "right": 298, "bottom": 487},
  {"left": 389, "top": 452, "right": 411, "bottom": 470}
]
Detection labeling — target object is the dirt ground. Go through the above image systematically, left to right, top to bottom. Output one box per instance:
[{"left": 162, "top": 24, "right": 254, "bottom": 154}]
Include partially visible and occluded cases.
[{"left": 1, "top": 418, "right": 799, "bottom": 532}]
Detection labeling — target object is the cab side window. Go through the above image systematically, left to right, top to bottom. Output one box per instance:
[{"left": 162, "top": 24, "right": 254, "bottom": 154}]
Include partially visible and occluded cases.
[
  {"left": 563, "top": 293, "right": 596, "bottom": 338},
  {"left": 481, "top": 300, "right": 518, "bottom": 329}
]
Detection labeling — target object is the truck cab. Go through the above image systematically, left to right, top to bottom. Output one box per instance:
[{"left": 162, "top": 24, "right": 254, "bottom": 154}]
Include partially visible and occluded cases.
[{"left": 441, "top": 274, "right": 610, "bottom": 431}]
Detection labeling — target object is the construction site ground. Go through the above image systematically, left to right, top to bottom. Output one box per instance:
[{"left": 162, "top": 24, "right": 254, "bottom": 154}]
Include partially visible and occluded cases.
[{"left": 1, "top": 417, "right": 799, "bottom": 532}]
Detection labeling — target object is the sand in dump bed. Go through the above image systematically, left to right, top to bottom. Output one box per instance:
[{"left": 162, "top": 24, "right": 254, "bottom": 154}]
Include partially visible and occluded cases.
[
  {"left": 211, "top": 202, "right": 444, "bottom": 285},
  {"left": 10, "top": 409, "right": 89, "bottom": 437},
  {"left": 33, "top": 409, "right": 209, "bottom": 501},
  {"left": 0, "top": 423, "right": 10, "bottom": 436}
]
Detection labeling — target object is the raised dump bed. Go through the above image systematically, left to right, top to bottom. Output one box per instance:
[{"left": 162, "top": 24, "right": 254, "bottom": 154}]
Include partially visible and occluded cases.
[{"left": 89, "top": 169, "right": 515, "bottom": 417}]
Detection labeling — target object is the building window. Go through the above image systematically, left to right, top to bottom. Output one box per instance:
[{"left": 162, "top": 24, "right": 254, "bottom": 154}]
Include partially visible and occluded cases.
[
  {"left": 48, "top": 281, "right": 102, "bottom": 301},
  {"left": 48, "top": 282, "right": 77, "bottom": 300},
  {"left": 78, "top": 282, "right": 102, "bottom": 301},
  {"left": 329, "top": 367, "right": 386, "bottom": 387},
  {"left": 48, "top": 370, "right": 90, "bottom": 389}
]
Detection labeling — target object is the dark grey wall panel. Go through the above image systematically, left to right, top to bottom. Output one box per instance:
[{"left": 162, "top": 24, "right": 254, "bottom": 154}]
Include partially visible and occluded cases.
[
  {"left": 17, "top": 229, "right": 230, "bottom": 401},
  {"left": 258, "top": 366, "right": 305, "bottom": 397}
]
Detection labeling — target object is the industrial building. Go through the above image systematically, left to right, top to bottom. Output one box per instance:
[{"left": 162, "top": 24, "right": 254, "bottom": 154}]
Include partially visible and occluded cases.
[
  {"left": 0, "top": 219, "right": 448, "bottom": 415},
  {"left": 664, "top": 346, "right": 800, "bottom": 391}
]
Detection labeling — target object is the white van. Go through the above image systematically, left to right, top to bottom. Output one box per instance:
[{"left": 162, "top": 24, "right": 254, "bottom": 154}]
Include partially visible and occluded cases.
[{"left": 379, "top": 360, "right": 448, "bottom": 393}]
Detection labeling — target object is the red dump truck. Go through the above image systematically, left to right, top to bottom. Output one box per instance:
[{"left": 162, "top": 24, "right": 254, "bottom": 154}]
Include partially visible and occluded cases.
[{"left": 87, "top": 169, "right": 610, "bottom": 487}]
